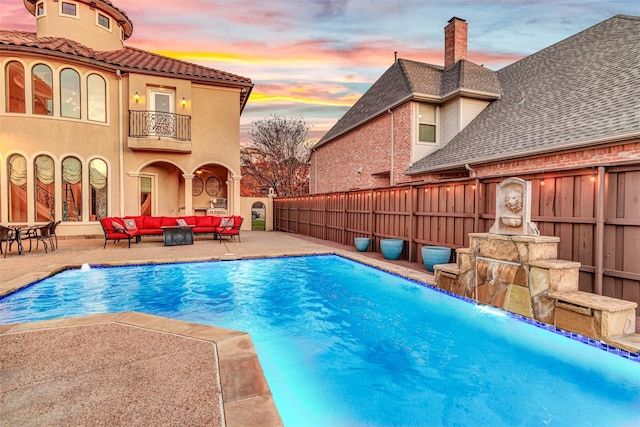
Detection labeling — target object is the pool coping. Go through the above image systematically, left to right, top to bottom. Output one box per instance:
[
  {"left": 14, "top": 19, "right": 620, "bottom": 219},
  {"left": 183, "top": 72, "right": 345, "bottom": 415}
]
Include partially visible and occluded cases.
[{"left": 0, "top": 311, "right": 283, "bottom": 426}]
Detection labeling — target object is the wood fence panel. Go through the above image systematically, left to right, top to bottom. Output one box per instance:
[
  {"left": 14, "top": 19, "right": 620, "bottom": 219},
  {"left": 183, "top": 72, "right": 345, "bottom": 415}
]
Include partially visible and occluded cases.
[
  {"left": 620, "top": 171, "right": 640, "bottom": 304},
  {"left": 538, "top": 178, "right": 557, "bottom": 237}
]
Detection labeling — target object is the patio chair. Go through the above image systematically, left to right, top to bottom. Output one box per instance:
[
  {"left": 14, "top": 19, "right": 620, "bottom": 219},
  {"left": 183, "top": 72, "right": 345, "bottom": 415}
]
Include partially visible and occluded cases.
[
  {"left": 214, "top": 216, "right": 243, "bottom": 243},
  {"left": 99, "top": 217, "right": 139, "bottom": 248},
  {"left": 49, "top": 220, "right": 61, "bottom": 250},
  {"left": 24, "top": 222, "right": 54, "bottom": 253},
  {"left": 0, "top": 225, "right": 23, "bottom": 258}
]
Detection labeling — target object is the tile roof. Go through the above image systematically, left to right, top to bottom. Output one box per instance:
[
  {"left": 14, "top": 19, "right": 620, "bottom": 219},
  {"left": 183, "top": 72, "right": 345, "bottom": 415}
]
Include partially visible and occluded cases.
[
  {"left": 406, "top": 14, "right": 640, "bottom": 175},
  {"left": 0, "top": 30, "right": 253, "bottom": 110},
  {"left": 315, "top": 58, "right": 500, "bottom": 147}
]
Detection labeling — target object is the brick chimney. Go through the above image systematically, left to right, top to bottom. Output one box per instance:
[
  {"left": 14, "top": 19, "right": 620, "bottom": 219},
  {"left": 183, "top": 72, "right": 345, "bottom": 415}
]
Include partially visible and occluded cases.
[{"left": 444, "top": 17, "right": 468, "bottom": 68}]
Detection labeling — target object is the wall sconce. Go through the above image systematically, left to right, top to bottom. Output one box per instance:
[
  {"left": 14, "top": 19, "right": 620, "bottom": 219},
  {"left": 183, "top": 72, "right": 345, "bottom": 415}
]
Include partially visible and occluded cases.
[
  {"left": 133, "top": 91, "right": 140, "bottom": 103},
  {"left": 181, "top": 97, "right": 187, "bottom": 108},
  {"left": 590, "top": 167, "right": 596, "bottom": 183},
  {"left": 540, "top": 172, "right": 545, "bottom": 186},
  {"left": 447, "top": 186, "right": 451, "bottom": 192}
]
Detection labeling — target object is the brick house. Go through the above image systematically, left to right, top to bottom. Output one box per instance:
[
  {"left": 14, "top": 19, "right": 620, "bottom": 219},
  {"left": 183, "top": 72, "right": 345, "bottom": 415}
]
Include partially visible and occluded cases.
[
  {"left": 1, "top": 0, "right": 254, "bottom": 237},
  {"left": 300, "top": 14, "right": 640, "bottom": 318},
  {"left": 310, "top": 15, "right": 640, "bottom": 192}
]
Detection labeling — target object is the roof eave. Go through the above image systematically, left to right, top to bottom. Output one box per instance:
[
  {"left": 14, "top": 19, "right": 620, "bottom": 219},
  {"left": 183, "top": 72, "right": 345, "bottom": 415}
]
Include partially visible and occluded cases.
[
  {"left": 0, "top": 44, "right": 252, "bottom": 87},
  {"left": 314, "top": 93, "right": 414, "bottom": 148},
  {"left": 405, "top": 131, "right": 640, "bottom": 175}
]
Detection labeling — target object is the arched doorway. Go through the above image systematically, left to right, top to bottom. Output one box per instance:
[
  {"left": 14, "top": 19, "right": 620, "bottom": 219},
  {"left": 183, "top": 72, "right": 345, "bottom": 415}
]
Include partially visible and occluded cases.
[{"left": 251, "top": 201, "right": 266, "bottom": 231}]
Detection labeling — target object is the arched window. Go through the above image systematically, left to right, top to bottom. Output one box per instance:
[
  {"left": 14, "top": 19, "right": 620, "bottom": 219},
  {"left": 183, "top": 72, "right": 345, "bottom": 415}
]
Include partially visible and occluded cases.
[
  {"left": 5, "top": 61, "right": 26, "bottom": 113},
  {"left": 32, "top": 64, "right": 54, "bottom": 116},
  {"left": 60, "top": 68, "right": 80, "bottom": 118},
  {"left": 87, "top": 74, "right": 106, "bottom": 122},
  {"left": 7, "top": 154, "right": 28, "bottom": 222},
  {"left": 34, "top": 155, "right": 55, "bottom": 222},
  {"left": 61, "top": 156, "right": 82, "bottom": 221},
  {"left": 89, "top": 158, "right": 107, "bottom": 220}
]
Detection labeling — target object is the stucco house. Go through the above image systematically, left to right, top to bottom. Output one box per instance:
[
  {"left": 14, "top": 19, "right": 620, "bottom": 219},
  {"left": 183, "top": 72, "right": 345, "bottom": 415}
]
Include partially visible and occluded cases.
[
  {"left": 1, "top": 0, "right": 253, "bottom": 237},
  {"left": 310, "top": 15, "right": 640, "bottom": 192}
]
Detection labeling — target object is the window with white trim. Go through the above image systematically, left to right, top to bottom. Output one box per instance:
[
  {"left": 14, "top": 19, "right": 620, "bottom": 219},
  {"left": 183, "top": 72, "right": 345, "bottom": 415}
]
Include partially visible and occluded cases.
[
  {"left": 36, "top": 2, "right": 45, "bottom": 17},
  {"left": 61, "top": 2, "right": 77, "bottom": 17},
  {"left": 97, "top": 13, "right": 110, "bottom": 30},
  {"left": 60, "top": 68, "right": 81, "bottom": 119},
  {"left": 87, "top": 73, "right": 106, "bottom": 122},
  {"left": 418, "top": 103, "right": 436, "bottom": 143}
]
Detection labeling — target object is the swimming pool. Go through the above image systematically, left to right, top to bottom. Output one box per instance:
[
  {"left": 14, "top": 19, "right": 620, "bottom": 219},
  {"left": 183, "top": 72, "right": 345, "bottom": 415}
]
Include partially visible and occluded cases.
[{"left": 1, "top": 255, "right": 638, "bottom": 426}]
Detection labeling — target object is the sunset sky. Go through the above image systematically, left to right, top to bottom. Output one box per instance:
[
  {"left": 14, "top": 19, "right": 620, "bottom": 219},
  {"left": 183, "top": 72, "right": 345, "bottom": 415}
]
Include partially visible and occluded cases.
[{"left": 3, "top": 0, "right": 638, "bottom": 137}]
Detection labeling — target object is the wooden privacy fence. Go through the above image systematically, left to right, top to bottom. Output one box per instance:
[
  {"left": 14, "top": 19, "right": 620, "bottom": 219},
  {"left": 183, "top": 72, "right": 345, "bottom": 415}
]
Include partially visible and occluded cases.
[{"left": 274, "top": 166, "right": 640, "bottom": 309}]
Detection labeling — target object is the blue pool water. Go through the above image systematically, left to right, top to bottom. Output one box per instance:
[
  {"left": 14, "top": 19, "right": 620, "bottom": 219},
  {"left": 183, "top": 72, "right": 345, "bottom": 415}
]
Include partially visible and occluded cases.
[{"left": 1, "top": 255, "right": 639, "bottom": 426}]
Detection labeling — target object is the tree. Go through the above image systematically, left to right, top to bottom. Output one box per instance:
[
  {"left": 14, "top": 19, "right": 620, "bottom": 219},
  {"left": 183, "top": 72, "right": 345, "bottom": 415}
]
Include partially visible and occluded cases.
[{"left": 241, "top": 115, "right": 312, "bottom": 197}]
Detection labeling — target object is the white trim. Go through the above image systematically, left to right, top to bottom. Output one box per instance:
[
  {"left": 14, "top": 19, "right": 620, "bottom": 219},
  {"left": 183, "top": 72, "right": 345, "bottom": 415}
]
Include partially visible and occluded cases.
[
  {"left": 36, "top": 1, "right": 46, "bottom": 18},
  {"left": 59, "top": 1, "right": 79, "bottom": 19},
  {"left": 96, "top": 11, "right": 112, "bottom": 32}
]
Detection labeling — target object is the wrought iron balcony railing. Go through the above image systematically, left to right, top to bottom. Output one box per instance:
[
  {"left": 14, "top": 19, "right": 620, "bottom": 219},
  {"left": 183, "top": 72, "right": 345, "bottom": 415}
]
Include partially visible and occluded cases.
[{"left": 129, "top": 110, "right": 191, "bottom": 141}]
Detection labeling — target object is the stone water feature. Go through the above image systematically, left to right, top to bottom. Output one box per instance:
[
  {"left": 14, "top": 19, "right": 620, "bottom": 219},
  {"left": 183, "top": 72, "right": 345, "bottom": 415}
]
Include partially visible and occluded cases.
[{"left": 434, "top": 178, "right": 638, "bottom": 349}]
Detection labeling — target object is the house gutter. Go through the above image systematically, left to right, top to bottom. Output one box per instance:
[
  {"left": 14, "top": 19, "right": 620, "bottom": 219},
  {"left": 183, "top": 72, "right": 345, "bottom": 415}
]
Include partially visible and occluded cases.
[{"left": 406, "top": 132, "right": 640, "bottom": 175}]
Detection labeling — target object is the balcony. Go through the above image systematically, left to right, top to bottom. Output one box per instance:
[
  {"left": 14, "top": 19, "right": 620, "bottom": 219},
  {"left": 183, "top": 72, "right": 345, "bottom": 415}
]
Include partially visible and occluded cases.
[{"left": 128, "top": 110, "right": 191, "bottom": 153}]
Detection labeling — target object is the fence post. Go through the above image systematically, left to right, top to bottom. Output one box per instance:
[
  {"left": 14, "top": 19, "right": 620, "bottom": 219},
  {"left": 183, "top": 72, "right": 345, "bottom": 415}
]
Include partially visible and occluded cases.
[
  {"left": 594, "top": 166, "right": 605, "bottom": 295},
  {"left": 409, "top": 186, "right": 415, "bottom": 262}
]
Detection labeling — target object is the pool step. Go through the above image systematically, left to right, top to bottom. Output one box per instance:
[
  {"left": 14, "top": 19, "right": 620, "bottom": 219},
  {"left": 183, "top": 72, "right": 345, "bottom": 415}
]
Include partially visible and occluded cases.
[{"left": 551, "top": 290, "right": 637, "bottom": 341}]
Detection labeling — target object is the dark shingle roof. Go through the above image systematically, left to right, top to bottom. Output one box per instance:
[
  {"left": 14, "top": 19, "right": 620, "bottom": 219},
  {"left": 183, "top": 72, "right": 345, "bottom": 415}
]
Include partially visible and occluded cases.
[
  {"left": 406, "top": 14, "right": 640, "bottom": 175},
  {"left": 0, "top": 30, "right": 253, "bottom": 110},
  {"left": 315, "top": 58, "right": 500, "bottom": 147}
]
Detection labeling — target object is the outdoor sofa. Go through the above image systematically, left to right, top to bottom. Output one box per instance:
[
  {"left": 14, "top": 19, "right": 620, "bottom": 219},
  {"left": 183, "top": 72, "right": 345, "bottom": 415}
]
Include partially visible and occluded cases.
[{"left": 99, "top": 215, "right": 243, "bottom": 248}]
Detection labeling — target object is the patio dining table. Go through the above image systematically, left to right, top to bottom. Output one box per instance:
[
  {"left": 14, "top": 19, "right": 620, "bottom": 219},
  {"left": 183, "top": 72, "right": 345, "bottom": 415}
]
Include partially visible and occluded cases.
[{"left": 0, "top": 225, "right": 24, "bottom": 257}]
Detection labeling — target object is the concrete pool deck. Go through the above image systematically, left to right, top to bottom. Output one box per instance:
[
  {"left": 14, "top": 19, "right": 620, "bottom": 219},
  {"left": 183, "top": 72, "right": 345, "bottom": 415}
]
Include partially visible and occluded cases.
[{"left": 0, "top": 231, "right": 434, "bottom": 426}]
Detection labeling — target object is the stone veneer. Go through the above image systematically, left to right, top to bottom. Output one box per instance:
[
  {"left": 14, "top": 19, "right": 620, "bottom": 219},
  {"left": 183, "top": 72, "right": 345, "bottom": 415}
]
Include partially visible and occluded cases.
[{"left": 434, "top": 233, "right": 637, "bottom": 341}]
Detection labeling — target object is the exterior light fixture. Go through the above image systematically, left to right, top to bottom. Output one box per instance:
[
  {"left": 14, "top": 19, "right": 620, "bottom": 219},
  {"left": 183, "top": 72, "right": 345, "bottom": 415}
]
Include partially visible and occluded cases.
[
  {"left": 133, "top": 91, "right": 140, "bottom": 103},
  {"left": 181, "top": 97, "right": 187, "bottom": 108},
  {"left": 590, "top": 167, "right": 596, "bottom": 182},
  {"left": 541, "top": 172, "right": 545, "bottom": 186}
]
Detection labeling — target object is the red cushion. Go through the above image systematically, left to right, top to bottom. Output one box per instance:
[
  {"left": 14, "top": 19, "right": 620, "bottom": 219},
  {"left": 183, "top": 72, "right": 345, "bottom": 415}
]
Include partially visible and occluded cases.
[
  {"left": 124, "top": 216, "right": 145, "bottom": 229},
  {"left": 143, "top": 216, "right": 162, "bottom": 229},
  {"left": 181, "top": 216, "right": 197, "bottom": 226},
  {"left": 195, "top": 216, "right": 213, "bottom": 227},
  {"left": 210, "top": 216, "right": 222, "bottom": 227},
  {"left": 161, "top": 217, "right": 177, "bottom": 227}
]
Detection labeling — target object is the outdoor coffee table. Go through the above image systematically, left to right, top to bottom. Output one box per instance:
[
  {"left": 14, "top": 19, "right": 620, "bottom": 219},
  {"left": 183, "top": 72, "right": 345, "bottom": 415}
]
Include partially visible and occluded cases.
[{"left": 161, "top": 225, "right": 194, "bottom": 246}]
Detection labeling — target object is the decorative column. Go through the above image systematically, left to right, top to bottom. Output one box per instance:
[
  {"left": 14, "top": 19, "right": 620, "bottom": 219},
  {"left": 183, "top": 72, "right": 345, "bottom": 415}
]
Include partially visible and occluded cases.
[
  {"left": 183, "top": 173, "right": 194, "bottom": 216},
  {"left": 229, "top": 175, "right": 242, "bottom": 216},
  {"left": 267, "top": 187, "right": 275, "bottom": 231}
]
